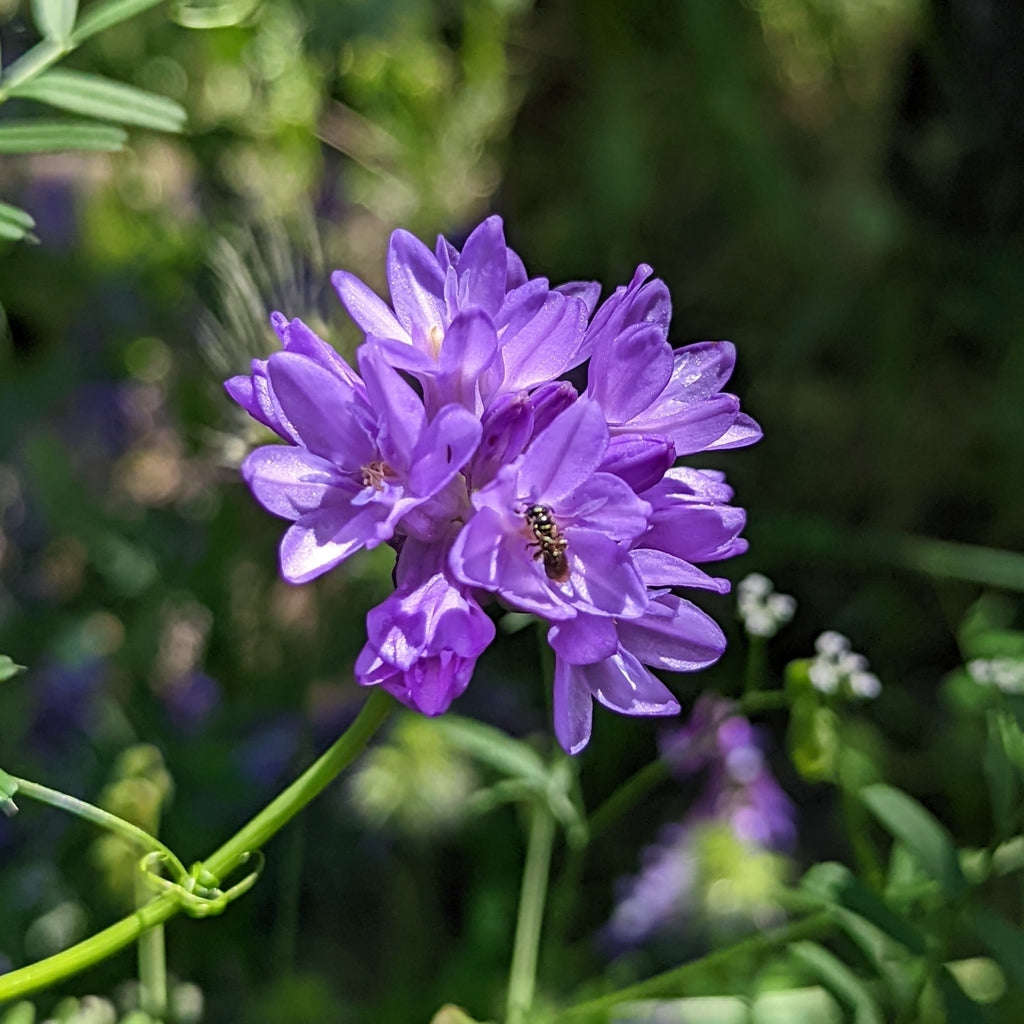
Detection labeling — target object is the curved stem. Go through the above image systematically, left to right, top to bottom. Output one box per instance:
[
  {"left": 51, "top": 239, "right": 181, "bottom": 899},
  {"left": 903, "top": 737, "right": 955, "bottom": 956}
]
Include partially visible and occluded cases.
[
  {"left": 0, "top": 688, "right": 393, "bottom": 1004},
  {"left": 7, "top": 777, "right": 187, "bottom": 881},
  {"left": 506, "top": 799, "right": 557, "bottom": 1024}
]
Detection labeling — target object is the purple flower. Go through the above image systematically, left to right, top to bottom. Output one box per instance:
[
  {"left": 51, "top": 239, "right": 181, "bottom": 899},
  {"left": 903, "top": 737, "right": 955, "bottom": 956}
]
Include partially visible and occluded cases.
[
  {"left": 228, "top": 217, "right": 758, "bottom": 752},
  {"left": 236, "top": 338, "right": 480, "bottom": 583},
  {"left": 355, "top": 538, "right": 495, "bottom": 716},
  {"left": 606, "top": 696, "right": 795, "bottom": 949}
]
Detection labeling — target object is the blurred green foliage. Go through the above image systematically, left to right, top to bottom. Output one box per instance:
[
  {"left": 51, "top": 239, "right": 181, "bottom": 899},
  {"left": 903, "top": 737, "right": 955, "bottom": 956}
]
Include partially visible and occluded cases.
[{"left": 2, "top": 0, "right": 1024, "bottom": 1020}]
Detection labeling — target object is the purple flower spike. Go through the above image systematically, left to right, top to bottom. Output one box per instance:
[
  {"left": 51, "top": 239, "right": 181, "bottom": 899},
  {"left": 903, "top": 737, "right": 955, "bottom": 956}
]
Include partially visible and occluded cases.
[{"left": 229, "top": 217, "right": 758, "bottom": 751}]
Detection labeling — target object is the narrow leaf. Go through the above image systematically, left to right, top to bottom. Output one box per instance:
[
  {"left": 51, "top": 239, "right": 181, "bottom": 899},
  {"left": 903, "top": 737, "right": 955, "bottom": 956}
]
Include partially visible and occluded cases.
[
  {"left": 32, "top": 0, "right": 79, "bottom": 42},
  {"left": 71, "top": 0, "right": 164, "bottom": 44},
  {"left": 171, "top": 0, "right": 260, "bottom": 29},
  {"left": 0, "top": 38, "right": 64, "bottom": 94},
  {"left": 11, "top": 69, "right": 186, "bottom": 133},
  {"left": 0, "top": 119, "right": 127, "bottom": 153},
  {"left": 0, "top": 203, "right": 37, "bottom": 242},
  {"left": 984, "top": 711, "right": 1020, "bottom": 840},
  {"left": 0, "top": 768, "right": 19, "bottom": 816},
  {"left": 860, "top": 784, "right": 967, "bottom": 899},
  {"left": 801, "top": 862, "right": 927, "bottom": 954},
  {"left": 969, "top": 909, "right": 1024, "bottom": 996},
  {"left": 789, "top": 942, "right": 883, "bottom": 1024},
  {"left": 937, "top": 966, "right": 992, "bottom": 1024}
]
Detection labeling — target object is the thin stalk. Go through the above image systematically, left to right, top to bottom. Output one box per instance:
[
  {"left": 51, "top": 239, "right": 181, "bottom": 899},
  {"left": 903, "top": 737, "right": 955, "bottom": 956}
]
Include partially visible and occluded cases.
[
  {"left": 0, "top": 689, "right": 393, "bottom": 1004},
  {"left": 6, "top": 777, "right": 187, "bottom": 881},
  {"left": 506, "top": 800, "right": 557, "bottom": 1024},
  {"left": 135, "top": 874, "right": 167, "bottom": 1022},
  {"left": 538, "top": 911, "right": 832, "bottom": 1022}
]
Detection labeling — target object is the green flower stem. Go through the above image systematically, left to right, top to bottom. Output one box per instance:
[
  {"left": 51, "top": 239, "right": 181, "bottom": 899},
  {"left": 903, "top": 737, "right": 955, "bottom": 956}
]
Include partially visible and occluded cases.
[
  {"left": 744, "top": 635, "right": 768, "bottom": 693},
  {"left": 0, "top": 688, "right": 393, "bottom": 1004},
  {"left": 5, "top": 777, "right": 188, "bottom": 881},
  {"left": 506, "top": 798, "right": 557, "bottom": 1024},
  {"left": 135, "top": 875, "right": 167, "bottom": 1022},
  {"left": 539, "top": 911, "right": 832, "bottom": 1023}
]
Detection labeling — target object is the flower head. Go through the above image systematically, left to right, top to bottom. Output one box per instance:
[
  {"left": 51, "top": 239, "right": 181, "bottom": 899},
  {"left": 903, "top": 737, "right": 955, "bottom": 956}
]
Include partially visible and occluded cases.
[{"left": 228, "top": 217, "right": 759, "bottom": 752}]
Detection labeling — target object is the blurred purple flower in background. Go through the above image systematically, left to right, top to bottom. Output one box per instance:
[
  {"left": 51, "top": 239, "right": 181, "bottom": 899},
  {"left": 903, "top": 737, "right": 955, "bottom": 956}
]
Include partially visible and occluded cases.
[
  {"left": 228, "top": 217, "right": 759, "bottom": 751},
  {"left": 606, "top": 695, "right": 796, "bottom": 949}
]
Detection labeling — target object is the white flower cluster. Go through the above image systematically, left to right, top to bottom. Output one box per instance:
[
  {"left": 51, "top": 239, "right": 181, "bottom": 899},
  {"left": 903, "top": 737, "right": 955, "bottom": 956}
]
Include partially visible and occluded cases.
[
  {"left": 736, "top": 573, "right": 797, "bottom": 639},
  {"left": 808, "top": 631, "right": 881, "bottom": 699},
  {"left": 967, "top": 657, "right": 1024, "bottom": 695}
]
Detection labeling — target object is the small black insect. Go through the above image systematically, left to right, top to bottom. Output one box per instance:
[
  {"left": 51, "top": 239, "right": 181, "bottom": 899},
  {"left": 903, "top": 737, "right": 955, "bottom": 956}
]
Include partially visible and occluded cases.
[{"left": 524, "top": 503, "right": 570, "bottom": 583}]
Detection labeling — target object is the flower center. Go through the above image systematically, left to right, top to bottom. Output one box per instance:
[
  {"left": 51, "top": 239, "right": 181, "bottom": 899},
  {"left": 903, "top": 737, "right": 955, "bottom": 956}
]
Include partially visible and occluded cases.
[
  {"left": 427, "top": 324, "right": 444, "bottom": 359},
  {"left": 361, "top": 459, "right": 394, "bottom": 490},
  {"left": 523, "top": 503, "right": 570, "bottom": 583}
]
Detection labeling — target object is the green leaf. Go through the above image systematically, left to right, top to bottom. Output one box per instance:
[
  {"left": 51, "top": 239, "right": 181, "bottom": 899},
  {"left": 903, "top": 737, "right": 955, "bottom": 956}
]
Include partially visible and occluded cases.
[
  {"left": 32, "top": 0, "right": 79, "bottom": 42},
  {"left": 70, "top": 0, "right": 165, "bottom": 44},
  {"left": 171, "top": 0, "right": 260, "bottom": 29},
  {"left": 0, "top": 38, "right": 65, "bottom": 95},
  {"left": 10, "top": 70, "right": 186, "bottom": 133},
  {"left": 0, "top": 119, "right": 127, "bottom": 153},
  {"left": 0, "top": 202, "right": 37, "bottom": 242},
  {"left": 0, "top": 654, "right": 26, "bottom": 682},
  {"left": 984, "top": 711, "right": 1021, "bottom": 840},
  {"left": 433, "top": 715, "right": 547, "bottom": 784},
  {"left": 1, "top": 768, "right": 19, "bottom": 816},
  {"left": 860, "top": 784, "right": 967, "bottom": 900},
  {"left": 801, "top": 861, "right": 927, "bottom": 954},
  {"left": 969, "top": 909, "right": 1024, "bottom": 997},
  {"left": 789, "top": 942, "right": 884, "bottom": 1024},
  {"left": 936, "top": 966, "right": 992, "bottom": 1024},
  {"left": 751, "top": 986, "right": 843, "bottom": 1024},
  {"left": 616, "top": 995, "right": 750, "bottom": 1023},
  {"left": 0, "top": 1002, "right": 37, "bottom": 1024}
]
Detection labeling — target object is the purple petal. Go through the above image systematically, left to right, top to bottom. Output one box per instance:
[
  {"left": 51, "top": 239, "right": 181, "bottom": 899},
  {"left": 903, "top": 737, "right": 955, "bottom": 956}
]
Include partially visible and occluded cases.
[
  {"left": 455, "top": 215, "right": 507, "bottom": 315},
  {"left": 387, "top": 229, "right": 447, "bottom": 335},
  {"left": 332, "top": 271, "right": 408, "bottom": 341},
  {"left": 555, "top": 279, "right": 601, "bottom": 318},
  {"left": 499, "top": 292, "right": 590, "bottom": 391},
  {"left": 438, "top": 309, "right": 501, "bottom": 408},
  {"left": 273, "top": 315, "right": 366, "bottom": 393},
  {"left": 589, "top": 323, "right": 674, "bottom": 423},
  {"left": 669, "top": 341, "right": 736, "bottom": 401},
  {"left": 357, "top": 346, "right": 427, "bottom": 469},
  {"left": 267, "top": 353, "right": 374, "bottom": 467},
  {"left": 634, "top": 393, "right": 741, "bottom": 455},
  {"left": 519, "top": 398, "right": 609, "bottom": 501},
  {"left": 408, "top": 405, "right": 481, "bottom": 497},
  {"left": 706, "top": 412, "right": 763, "bottom": 450},
  {"left": 598, "top": 435, "right": 675, "bottom": 493},
  {"left": 242, "top": 446, "right": 347, "bottom": 519},
  {"left": 560, "top": 473, "right": 651, "bottom": 544},
  {"left": 279, "top": 503, "right": 385, "bottom": 583},
  {"left": 644, "top": 503, "right": 747, "bottom": 563},
  {"left": 561, "top": 529, "right": 648, "bottom": 618},
  {"left": 629, "top": 549, "right": 731, "bottom": 593},
  {"left": 617, "top": 595, "right": 726, "bottom": 671},
  {"left": 548, "top": 613, "right": 618, "bottom": 665},
  {"left": 584, "top": 649, "right": 681, "bottom": 716},
  {"left": 553, "top": 658, "right": 594, "bottom": 755}
]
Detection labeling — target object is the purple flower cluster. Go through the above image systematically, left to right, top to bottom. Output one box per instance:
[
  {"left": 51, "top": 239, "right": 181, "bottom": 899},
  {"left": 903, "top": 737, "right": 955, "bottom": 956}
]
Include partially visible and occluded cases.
[{"left": 226, "top": 217, "right": 758, "bottom": 752}]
